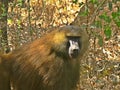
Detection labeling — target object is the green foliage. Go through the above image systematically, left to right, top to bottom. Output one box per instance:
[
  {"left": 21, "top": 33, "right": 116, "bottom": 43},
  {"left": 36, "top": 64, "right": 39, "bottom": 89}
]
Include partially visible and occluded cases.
[
  {"left": 17, "top": 0, "right": 24, "bottom": 7},
  {"left": 72, "top": 0, "right": 78, "bottom": 4},
  {"left": 90, "top": 0, "right": 98, "bottom": 4},
  {"left": 91, "top": 1, "right": 120, "bottom": 46},
  {"left": 108, "top": 1, "right": 113, "bottom": 10},
  {"left": 0, "top": 4, "right": 7, "bottom": 19},
  {"left": 112, "top": 11, "right": 120, "bottom": 27},
  {"left": 112, "top": 12, "right": 119, "bottom": 19},
  {"left": 99, "top": 13, "right": 111, "bottom": 23},
  {"left": 17, "top": 19, "right": 22, "bottom": 29},
  {"left": 104, "top": 25, "right": 112, "bottom": 39},
  {"left": 104, "top": 26, "right": 112, "bottom": 39},
  {"left": 98, "top": 35, "right": 103, "bottom": 46}
]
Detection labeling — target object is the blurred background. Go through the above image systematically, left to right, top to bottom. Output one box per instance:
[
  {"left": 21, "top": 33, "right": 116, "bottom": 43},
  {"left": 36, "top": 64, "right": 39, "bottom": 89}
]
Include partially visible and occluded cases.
[{"left": 0, "top": 0, "right": 120, "bottom": 89}]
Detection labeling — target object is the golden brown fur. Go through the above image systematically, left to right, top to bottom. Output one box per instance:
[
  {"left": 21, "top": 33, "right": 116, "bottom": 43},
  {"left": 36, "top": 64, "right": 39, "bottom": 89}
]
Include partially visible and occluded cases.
[
  {"left": 0, "top": 25, "right": 89, "bottom": 90},
  {"left": 0, "top": 54, "right": 11, "bottom": 90}
]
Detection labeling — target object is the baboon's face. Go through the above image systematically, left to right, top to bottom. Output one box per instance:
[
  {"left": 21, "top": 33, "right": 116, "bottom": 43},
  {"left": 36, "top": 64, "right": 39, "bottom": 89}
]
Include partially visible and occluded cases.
[
  {"left": 53, "top": 26, "right": 88, "bottom": 59},
  {"left": 66, "top": 36, "right": 81, "bottom": 59}
]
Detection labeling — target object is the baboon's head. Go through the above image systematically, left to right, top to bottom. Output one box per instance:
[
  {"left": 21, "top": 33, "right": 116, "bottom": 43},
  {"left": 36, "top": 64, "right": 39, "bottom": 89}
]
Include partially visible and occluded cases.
[{"left": 52, "top": 25, "right": 89, "bottom": 59}]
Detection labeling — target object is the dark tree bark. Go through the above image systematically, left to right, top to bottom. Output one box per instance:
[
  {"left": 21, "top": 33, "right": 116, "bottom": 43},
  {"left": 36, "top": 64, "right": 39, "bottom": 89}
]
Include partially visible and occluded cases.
[{"left": 0, "top": 0, "right": 10, "bottom": 53}]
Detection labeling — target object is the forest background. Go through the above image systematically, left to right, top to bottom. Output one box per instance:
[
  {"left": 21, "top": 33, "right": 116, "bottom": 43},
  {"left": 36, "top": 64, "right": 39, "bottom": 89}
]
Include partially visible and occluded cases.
[{"left": 0, "top": 0, "right": 120, "bottom": 89}]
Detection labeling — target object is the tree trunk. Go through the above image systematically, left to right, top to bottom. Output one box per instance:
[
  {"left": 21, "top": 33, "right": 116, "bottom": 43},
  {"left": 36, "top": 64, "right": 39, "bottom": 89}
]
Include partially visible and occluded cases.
[{"left": 0, "top": 0, "right": 10, "bottom": 53}]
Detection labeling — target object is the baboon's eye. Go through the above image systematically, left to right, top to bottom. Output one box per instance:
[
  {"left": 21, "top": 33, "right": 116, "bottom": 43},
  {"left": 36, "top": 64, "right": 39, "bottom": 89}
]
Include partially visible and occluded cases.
[{"left": 66, "top": 36, "right": 80, "bottom": 47}]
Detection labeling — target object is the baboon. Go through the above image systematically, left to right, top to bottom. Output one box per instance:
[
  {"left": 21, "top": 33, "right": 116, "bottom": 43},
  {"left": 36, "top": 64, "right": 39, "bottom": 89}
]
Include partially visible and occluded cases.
[
  {"left": 0, "top": 25, "right": 89, "bottom": 90},
  {"left": 0, "top": 54, "right": 11, "bottom": 90}
]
